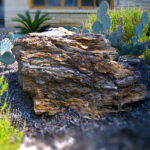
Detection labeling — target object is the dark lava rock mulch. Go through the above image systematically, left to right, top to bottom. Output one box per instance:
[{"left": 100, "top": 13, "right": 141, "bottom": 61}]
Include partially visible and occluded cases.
[{"left": 1, "top": 57, "right": 150, "bottom": 150}]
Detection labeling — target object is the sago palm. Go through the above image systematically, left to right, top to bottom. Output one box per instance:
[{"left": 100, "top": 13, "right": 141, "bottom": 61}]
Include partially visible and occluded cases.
[{"left": 12, "top": 10, "right": 51, "bottom": 33}]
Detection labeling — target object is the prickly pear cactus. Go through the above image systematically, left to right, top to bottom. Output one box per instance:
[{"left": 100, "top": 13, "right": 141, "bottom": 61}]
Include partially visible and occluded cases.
[
  {"left": 92, "top": 1, "right": 111, "bottom": 34},
  {"left": 97, "top": 1, "right": 109, "bottom": 20},
  {"left": 131, "top": 11, "right": 149, "bottom": 46},
  {"left": 142, "top": 12, "right": 149, "bottom": 26},
  {"left": 102, "top": 14, "right": 111, "bottom": 32},
  {"left": 92, "top": 21, "right": 103, "bottom": 33},
  {"left": 135, "top": 24, "right": 143, "bottom": 39},
  {"left": 109, "top": 25, "right": 123, "bottom": 47},
  {"left": 116, "top": 25, "right": 123, "bottom": 39},
  {"left": 109, "top": 32, "right": 118, "bottom": 46},
  {"left": 0, "top": 33, "right": 15, "bottom": 65},
  {"left": 0, "top": 38, "right": 13, "bottom": 55},
  {"left": 0, "top": 51, "right": 15, "bottom": 65}
]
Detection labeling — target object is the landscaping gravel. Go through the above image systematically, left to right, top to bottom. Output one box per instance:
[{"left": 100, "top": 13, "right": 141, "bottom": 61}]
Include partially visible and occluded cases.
[{"left": 1, "top": 57, "right": 150, "bottom": 150}]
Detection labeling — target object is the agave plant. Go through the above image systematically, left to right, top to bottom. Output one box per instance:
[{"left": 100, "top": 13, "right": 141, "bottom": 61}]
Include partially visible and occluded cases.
[{"left": 12, "top": 10, "right": 51, "bottom": 33}]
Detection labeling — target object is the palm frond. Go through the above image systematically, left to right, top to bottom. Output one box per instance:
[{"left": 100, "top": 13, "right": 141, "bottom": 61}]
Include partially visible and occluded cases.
[
  {"left": 34, "top": 10, "right": 41, "bottom": 21},
  {"left": 25, "top": 11, "right": 33, "bottom": 29},
  {"left": 35, "top": 13, "right": 51, "bottom": 28},
  {"left": 12, "top": 18, "right": 31, "bottom": 31},
  {"left": 14, "top": 26, "right": 31, "bottom": 33}
]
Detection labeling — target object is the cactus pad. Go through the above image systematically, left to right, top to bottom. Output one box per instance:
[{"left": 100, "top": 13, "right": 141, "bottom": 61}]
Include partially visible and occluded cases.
[
  {"left": 97, "top": 1, "right": 109, "bottom": 20},
  {"left": 141, "top": 12, "right": 149, "bottom": 26},
  {"left": 102, "top": 14, "right": 111, "bottom": 31},
  {"left": 92, "top": 21, "right": 103, "bottom": 33},
  {"left": 135, "top": 24, "right": 143, "bottom": 39},
  {"left": 116, "top": 25, "right": 123, "bottom": 40},
  {"left": 8, "top": 32, "right": 15, "bottom": 41},
  {"left": 109, "top": 32, "right": 118, "bottom": 46},
  {"left": 0, "top": 38, "right": 13, "bottom": 55},
  {"left": 0, "top": 51, "right": 15, "bottom": 65}
]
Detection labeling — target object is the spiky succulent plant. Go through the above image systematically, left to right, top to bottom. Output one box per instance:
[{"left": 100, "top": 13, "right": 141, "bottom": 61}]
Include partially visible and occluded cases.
[{"left": 12, "top": 10, "right": 51, "bottom": 34}]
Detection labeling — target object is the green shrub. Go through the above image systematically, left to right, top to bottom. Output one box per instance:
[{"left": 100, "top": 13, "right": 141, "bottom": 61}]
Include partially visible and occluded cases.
[
  {"left": 84, "top": 8, "right": 150, "bottom": 43},
  {"left": 12, "top": 10, "right": 51, "bottom": 33},
  {"left": 144, "top": 48, "right": 150, "bottom": 65},
  {"left": 0, "top": 75, "right": 24, "bottom": 150}
]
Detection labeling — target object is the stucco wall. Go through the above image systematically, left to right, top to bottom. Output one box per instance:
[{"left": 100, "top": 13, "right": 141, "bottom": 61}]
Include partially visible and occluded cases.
[
  {"left": 4, "top": 0, "right": 29, "bottom": 27},
  {"left": 115, "top": 0, "right": 150, "bottom": 9},
  {"left": 30, "top": 9, "right": 96, "bottom": 27}
]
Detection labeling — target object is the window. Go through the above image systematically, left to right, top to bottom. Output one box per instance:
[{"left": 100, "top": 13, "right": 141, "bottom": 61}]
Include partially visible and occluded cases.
[
  {"left": 30, "top": 0, "right": 114, "bottom": 9},
  {"left": 34, "top": 0, "right": 45, "bottom": 6},
  {"left": 48, "top": 0, "right": 61, "bottom": 6},
  {"left": 65, "top": 0, "right": 78, "bottom": 7},
  {"left": 82, "top": 0, "right": 94, "bottom": 6},
  {"left": 96, "top": 0, "right": 111, "bottom": 6}
]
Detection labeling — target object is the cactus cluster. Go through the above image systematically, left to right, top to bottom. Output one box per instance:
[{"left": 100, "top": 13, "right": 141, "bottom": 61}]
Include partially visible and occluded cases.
[
  {"left": 85, "top": 0, "right": 150, "bottom": 57},
  {"left": 91, "top": 1, "right": 123, "bottom": 47},
  {"left": 92, "top": 1, "right": 111, "bottom": 34},
  {"left": 117, "top": 11, "right": 149, "bottom": 56},
  {"left": 132, "top": 12, "right": 149, "bottom": 45},
  {"left": 109, "top": 25, "right": 123, "bottom": 47},
  {"left": 0, "top": 32, "right": 15, "bottom": 65}
]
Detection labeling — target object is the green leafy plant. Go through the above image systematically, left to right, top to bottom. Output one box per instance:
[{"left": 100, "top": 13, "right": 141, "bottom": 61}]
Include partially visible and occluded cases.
[
  {"left": 83, "top": 1, "right": 150, "bottom": 57},
  {"left": 84, "top": 8, "right": 150, "bottom": 44},
  {"left": 110, "top": 9, "right": 150, "bottom": 43},
  {"left": 13, "top": 10, "right": 51, "bottom": 33},
  {"left": 144, "top": 48, "right": 150, "bottom": 65},
  {"left": 0, "top": 75, "right": 24, "bottom": 150}
]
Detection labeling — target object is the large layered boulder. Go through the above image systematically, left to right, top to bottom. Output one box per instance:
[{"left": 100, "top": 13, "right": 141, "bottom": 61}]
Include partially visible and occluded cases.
[{"left": 12, "top": 28, "right": 146, "bottom": 118}]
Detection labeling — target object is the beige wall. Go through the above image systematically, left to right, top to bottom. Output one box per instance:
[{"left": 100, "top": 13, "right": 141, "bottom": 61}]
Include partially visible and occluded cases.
[{"left": 4, "top": 0, "right": 29, "bottom": 27}]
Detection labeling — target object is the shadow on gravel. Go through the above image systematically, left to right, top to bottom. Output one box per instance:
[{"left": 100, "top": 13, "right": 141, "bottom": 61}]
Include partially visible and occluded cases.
[{"left": 2, "top": 58, "right": 150, "bottom": 150}]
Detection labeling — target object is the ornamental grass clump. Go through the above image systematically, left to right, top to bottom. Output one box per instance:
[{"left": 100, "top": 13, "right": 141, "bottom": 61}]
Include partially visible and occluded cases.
[{"left": 0, "top": 75, "right": 24, "bottom": 150}]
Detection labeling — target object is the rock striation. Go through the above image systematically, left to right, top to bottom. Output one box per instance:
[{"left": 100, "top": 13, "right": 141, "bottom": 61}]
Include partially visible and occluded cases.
[{"left": 12, "top": 28, "right": 147, "bottom": 118}]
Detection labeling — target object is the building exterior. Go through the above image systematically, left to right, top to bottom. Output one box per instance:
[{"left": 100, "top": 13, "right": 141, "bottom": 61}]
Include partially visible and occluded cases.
[
  {"left": 0, "top": 0, "right": 4, "bottom": 27},
  {"left": 2, "top": 0, "right": 150, "bottom": 28},
  {"left": 115, "top": 0, "right": 150, "bottom": 10}
]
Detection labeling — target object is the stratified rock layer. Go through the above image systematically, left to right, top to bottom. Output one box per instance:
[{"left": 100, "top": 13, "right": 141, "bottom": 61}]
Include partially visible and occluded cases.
[{"left": 12, "top": 28, "right": 146, "bottom": 118}]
